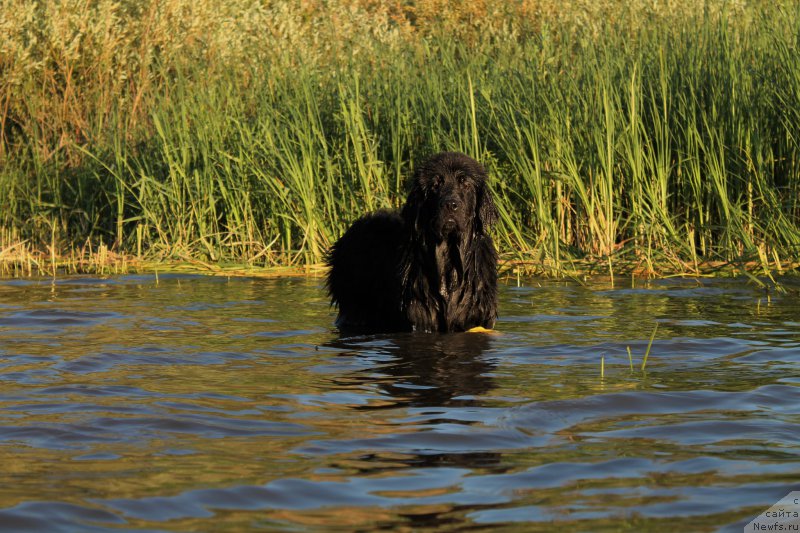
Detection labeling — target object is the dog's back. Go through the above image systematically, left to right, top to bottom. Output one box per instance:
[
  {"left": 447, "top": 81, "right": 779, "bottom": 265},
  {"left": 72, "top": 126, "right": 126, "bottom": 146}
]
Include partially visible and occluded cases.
[{"left": 326, "top": 210, "right": 411, "bottom": 332}]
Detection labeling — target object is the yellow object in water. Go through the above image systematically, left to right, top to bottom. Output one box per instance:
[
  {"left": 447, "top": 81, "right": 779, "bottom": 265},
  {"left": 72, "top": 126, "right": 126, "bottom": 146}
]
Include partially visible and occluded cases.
[{"left": 466, "top": 326, "right": 497, "bottom": 334}]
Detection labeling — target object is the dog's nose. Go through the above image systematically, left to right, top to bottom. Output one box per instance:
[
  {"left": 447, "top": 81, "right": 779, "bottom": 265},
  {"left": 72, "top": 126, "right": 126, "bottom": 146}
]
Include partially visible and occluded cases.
[{"left": 441, "top": 198, "right": 459, "bottom": 212}]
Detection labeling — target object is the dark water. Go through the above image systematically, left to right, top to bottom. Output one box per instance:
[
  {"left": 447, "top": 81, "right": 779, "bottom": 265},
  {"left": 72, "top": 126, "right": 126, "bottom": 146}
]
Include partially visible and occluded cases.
[{"left": 0, "top": 274, "right": 798, "bottom": 531}]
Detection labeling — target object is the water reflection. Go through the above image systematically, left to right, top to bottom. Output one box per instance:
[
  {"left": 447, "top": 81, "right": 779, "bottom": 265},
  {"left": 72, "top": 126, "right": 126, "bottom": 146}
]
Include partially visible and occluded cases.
[
  {"left": 322, "top": 331, "right": 507, "bottom": 513},
  {"left": 329, "top": 332, "right": 495, "bottom": 407}
]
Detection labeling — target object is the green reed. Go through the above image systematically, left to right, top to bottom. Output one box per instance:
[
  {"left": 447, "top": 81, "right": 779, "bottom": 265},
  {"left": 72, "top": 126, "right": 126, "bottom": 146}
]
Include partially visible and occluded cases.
[{"left": 1, "top": 2, "right": 799, "bottom": 275}]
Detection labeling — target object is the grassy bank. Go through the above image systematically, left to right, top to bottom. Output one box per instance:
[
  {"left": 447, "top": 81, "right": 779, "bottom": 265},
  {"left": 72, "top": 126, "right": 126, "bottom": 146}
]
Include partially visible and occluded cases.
[{"left": 2, "top": 0, "right": 799, "bottom": 278}]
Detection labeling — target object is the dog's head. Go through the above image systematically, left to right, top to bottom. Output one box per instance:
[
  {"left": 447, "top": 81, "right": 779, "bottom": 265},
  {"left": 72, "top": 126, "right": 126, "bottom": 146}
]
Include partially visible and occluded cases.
[{"left": 402, "top": 152, "right": 498, "bottom": 242}]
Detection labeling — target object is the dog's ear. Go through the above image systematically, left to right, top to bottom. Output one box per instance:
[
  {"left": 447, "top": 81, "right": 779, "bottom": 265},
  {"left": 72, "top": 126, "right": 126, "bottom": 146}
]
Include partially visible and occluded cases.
[
  {"left": 401, "top": 178, "right": 426, "bottom": 235},
  {"left": 475, "top": 179, "right": 498, "bottom": 234}
]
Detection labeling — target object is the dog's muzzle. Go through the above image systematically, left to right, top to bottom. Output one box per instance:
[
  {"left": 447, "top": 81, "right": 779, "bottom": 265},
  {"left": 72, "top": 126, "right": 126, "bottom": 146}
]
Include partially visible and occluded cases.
[{"left": 437, "top": 195, "right": 463, "bottom": 236}]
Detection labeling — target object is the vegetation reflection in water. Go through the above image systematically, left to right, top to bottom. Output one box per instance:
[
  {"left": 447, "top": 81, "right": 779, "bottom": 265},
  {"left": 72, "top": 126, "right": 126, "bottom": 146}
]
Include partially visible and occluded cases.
[{"left": 0, "top": 275, "right": 797, "bottom": 531}]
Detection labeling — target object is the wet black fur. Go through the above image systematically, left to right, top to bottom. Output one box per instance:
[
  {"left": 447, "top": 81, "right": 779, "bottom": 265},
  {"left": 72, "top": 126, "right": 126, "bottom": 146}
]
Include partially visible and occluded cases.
[{"left": 326, "top": 152, "right": 498, "bottom": 333}]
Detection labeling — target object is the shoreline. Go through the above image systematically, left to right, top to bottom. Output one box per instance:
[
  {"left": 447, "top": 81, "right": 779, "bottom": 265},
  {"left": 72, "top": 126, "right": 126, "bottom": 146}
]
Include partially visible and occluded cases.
[{"left": 2, "top": 242, "right": 796, "bottom": 281}]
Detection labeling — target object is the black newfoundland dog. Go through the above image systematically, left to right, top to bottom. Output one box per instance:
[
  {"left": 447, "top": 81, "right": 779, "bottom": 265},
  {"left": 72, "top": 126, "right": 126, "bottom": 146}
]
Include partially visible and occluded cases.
[{"left": 327, "top": 152, "right": 498, "bottom": 333}]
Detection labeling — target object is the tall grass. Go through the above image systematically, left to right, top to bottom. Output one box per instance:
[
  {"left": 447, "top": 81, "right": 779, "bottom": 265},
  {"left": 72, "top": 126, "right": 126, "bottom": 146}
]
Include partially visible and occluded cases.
[{"left": 1, "top": 0, "right": 799, "bottom": 275}]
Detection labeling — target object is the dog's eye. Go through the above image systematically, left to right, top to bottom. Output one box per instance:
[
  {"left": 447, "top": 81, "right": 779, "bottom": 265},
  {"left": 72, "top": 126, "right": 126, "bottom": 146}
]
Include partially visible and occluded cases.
[
  {"left": 457, "top": 174, "right": 467, "bottom": 185},
  {"left": 432, "top": 175, "right": 443, "bottom": 189}
]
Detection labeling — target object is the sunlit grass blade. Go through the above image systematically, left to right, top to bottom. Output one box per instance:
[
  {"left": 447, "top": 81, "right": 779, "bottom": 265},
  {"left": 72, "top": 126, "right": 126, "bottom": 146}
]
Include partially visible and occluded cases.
[{"left": 641, "top": 323, "right": 659, "bottom": 371}]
